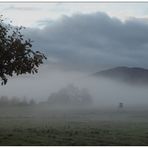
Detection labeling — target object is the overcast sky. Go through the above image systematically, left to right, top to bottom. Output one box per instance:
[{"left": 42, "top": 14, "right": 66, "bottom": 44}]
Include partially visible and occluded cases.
[
  {"left": 1, "top": 2, "right": 148, "bottom": 72},
  {"left": 1, "top": 2, "right": 148, "bottom": 100},
  {"left": 1, "top": 3, "right": 148, "bottom": 28}
]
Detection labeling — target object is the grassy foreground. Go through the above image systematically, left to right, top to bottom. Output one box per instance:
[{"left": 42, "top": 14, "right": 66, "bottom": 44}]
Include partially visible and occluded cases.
[{"left": 0, "top": 106, "right": 148, "bottom": 145}]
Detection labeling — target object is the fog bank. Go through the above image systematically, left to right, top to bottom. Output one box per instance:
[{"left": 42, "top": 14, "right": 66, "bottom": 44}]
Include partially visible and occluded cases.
[{"left": 0, "top": 65, "right": 148, "bottom": 109}]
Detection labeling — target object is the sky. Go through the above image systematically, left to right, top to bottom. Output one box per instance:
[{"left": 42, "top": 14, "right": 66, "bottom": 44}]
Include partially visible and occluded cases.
[
  {"left": 1, "top": 2, "right": 148, "bottom": 100},
  {"left": 0, "top": 3, "right": 148, "bottom": 28},
  {"left": 1, "top": 3, "right": 148, "bottom": 72}
]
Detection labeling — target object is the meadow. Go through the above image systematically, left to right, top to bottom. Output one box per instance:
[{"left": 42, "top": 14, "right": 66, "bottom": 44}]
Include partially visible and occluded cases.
[{"left": 0, "top": 105, "right": 148, "bottom": 145}]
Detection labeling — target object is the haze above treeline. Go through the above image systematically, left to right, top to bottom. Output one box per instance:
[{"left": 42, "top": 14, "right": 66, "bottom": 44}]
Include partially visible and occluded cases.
[{"left": 1, "top": 8, "right": 148, "bottom": 108}]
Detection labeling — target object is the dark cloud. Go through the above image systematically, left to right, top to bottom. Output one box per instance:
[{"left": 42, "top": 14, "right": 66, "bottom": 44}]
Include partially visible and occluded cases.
[{"left": 24, "top": 12, "right": 148, "bottom": 72}]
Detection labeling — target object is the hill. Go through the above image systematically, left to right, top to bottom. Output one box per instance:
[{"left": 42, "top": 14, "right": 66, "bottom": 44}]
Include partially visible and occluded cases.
[{"left": 94, "top": 66, "right": 148, "bottom": 85}]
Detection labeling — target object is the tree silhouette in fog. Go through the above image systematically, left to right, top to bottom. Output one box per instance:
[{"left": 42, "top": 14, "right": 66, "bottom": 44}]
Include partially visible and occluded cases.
[
  {"left": 0, "top": 16, "right": 46, "bottom": 85},
  {"left": 48, "top": 84, "right": 93, "bottom": 106}
]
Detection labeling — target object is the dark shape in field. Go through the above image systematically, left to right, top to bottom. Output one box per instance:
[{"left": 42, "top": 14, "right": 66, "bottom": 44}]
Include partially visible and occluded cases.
[{"left": 118, "top": 102, "right": 124, "bottom": 109}]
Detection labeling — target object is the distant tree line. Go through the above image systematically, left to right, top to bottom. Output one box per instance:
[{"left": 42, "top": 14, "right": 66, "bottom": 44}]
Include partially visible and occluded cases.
[
  {"left": 0, "top": 85, "right": 93, "bottom": 107},
  {"left": 0, "top": 96, "right": 36, "bottom": 106}
]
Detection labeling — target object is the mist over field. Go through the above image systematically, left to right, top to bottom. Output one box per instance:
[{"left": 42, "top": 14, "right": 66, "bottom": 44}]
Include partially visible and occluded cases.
[
  {"left": 1, "top": 2, "right": 148, "bottom": 146},
  {"left": 0, "top": 64, "right": 148, "bottom": 109}
]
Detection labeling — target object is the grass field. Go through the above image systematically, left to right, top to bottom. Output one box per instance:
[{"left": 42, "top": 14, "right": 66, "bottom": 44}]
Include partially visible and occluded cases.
[{"left": 0, "top": 105, "right": 148, "bottom": 145}]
